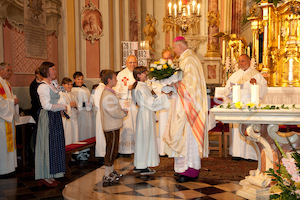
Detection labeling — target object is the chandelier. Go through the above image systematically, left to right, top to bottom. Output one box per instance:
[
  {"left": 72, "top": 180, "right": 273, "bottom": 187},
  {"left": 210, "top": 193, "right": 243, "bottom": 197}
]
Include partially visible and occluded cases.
[{"left": 167, "top": 0, "right": 201, "bottom": 34}]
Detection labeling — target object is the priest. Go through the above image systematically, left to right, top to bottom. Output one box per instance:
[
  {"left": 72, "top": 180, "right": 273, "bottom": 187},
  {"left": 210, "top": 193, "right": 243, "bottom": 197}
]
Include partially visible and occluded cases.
[
  {"left": 163, "top": 36, "right": 209, "bottom": 183},
  {"left": 224, "top": 54, "right": 267, "bottom": 160},
  {"left": 114, "top": 55, "right": 138, "bottom": 154},
  {"left": 0, "top": 62, "right": 19, "bottom": 175}
]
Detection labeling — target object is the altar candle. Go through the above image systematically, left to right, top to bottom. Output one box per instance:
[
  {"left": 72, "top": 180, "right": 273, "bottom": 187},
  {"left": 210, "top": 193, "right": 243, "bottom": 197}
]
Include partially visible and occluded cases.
[
  {"left": 178, "top": 0, "right": 182, "bottom": 12},
  {"left": 192, "top": 1, "right": 196, "bottom": 13},
  {"left": 168, "top": 2, "right": 172, "bottom": 15},
  {"left": 197, "top": 3, "right": 200, "bottom": 16},
  {"left": 174, "top": 4, "right": 177, "bottom": 17},
  {"left": 187, "top": 5, "right": 191, "bottom": 16},
  {"left": 278, "top": 35, "right": 280, "bottom": 49},
  {"left": 222, "top": 40, "right": 226, "bottom": 65},
  {"left": 247, "top": 46, "right": 251, "bottom": 57},
  {"left": 231, "top": 47, "right": 234, "bottom": 62},
  {"left": 232, "top": 84, "right": 241, "bottom": 103},
  {"left": 251, "top": 84, "right": 260, "bottom": 105}
]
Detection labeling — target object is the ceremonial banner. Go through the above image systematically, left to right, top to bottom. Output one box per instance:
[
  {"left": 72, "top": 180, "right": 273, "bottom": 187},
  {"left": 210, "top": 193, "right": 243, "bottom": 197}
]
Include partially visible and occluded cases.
[
  {"left": 24, "top": 0, "right": 47, "bottom": 59},
  {"left": 122, "top": 41, "right": 138, "bottom": 65}
]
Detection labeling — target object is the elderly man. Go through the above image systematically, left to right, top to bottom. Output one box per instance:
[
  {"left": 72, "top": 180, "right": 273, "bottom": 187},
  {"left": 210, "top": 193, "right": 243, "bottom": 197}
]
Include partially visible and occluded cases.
[
  {"left": 163, "top": 36, "right": 209, "bottom": 183},
  {"left": 225, "top": 54, "right": 267, "bottom": 160},
  {"left": 114, "top": 55, "right": 138, "bottom": 154},
  {"left": 0, "top": 62, "right": 19, "bottom": 175}
]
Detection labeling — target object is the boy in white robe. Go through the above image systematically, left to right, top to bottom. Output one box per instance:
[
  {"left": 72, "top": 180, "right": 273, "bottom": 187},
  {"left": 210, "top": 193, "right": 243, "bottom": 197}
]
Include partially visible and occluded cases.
[
  {"left": 132, "top": 66, "right": 170, "bottom": 175},
  {"left": 71, "top": 72, "right": 94, "bottom": 160},
  {"left": 58, "top": 77, "right": 79, "bottom": 145}
]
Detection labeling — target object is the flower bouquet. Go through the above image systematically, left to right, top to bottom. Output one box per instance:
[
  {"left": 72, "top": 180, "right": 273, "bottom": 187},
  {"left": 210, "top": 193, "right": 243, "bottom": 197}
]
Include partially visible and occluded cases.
[
  {"left": 148, "top": 59, "right": 182, "bottom": 86},
  {"left": 265, "top": 140, "right": 300, "bottom": 199}
]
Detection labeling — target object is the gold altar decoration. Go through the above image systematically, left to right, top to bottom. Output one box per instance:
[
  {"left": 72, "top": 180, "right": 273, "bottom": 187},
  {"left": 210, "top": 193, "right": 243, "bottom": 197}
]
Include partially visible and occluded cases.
[
  {"left": 165, "top": 0, "right": 201, "bottom": 34},
  {"left": 248, "top": 0, "right": 300, "bottom": 87},
  {"left": 143, "top": 13, "right": 156, "bottom": 52},
  {"left": 214, "top": 32, "right": 248, "bottom": 86}
]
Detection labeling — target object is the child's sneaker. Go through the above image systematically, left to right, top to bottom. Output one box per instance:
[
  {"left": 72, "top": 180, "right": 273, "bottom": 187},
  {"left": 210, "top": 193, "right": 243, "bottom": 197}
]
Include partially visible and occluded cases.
[
  {"left": 139, "top": 168, "right": 156, "bottom": 175},
  {"left": 111, "top": 171, "right": 123, "bottom": 178},
  {"left": 102, "top": 173, "right": 120, "bottom": 183}
]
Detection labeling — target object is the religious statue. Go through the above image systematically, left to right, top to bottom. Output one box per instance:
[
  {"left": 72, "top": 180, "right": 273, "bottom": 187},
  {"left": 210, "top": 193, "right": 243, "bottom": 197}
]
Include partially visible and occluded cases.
[{"left": 143, "top": 13, "right": 156, "bottom": 52}]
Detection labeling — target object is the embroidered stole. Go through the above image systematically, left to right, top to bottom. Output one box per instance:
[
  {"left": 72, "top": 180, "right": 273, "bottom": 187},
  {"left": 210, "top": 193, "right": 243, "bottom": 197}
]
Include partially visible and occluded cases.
[
  {"left": 236, "top": 68, "right": 260, "bottom": 84},
  {"left": 0, "top": 80, "right": 14, "bottom": 152},
  {"left": 174, "top": 81, "right": 206, "bottom": 156}
]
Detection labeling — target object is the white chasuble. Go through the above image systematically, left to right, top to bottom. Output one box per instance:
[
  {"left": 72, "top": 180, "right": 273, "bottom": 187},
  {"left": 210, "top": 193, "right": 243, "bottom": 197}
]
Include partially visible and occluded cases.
[
  {"left": 163, "top": 49, "right": 208, "bottom": 173},
  {"left": 114, "top": 67, "right": 138, "bottom": 154},
  {"left": 224, "top": 68, "right": 268, "bottom": 160},
  {"left": 0, "top": 77, "right": 18, "bottom": 175},
  {"left": 133, "top": 82, "right": 170, "bottom": 169}
]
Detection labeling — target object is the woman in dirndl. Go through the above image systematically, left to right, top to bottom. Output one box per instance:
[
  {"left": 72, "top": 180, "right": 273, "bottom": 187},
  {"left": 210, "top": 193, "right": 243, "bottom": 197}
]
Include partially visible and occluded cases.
[{"left": 35, "top": 62, "right": 66, "bottom": 187}]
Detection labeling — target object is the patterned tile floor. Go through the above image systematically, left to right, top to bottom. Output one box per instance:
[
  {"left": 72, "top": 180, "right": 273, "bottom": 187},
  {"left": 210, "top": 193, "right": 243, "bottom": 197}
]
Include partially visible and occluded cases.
[{"left": 0, "top": 155, "right": 247, "bottom": 200}]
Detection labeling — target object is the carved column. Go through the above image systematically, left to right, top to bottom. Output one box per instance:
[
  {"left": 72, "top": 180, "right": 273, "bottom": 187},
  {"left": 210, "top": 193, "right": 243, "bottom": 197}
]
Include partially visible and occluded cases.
[{"left": 205, "top": 0, "right": 221, "bottom": 57}]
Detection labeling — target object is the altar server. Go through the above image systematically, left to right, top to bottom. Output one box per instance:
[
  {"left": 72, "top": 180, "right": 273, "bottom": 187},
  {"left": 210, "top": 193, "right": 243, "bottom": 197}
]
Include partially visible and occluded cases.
[
  {"left": 224, "top": 54, "right": 267, "bottom": 160},
  {"left": 114, "top": 55, "right": 138, "bottom": 154},
  {"left": 0, "top": 62, "right": 19, "bottom": 175},
  {"left": 132, "top": 66, "right": 170, "bottom": 175},
  {"left": 71, "top": 72, "right": 94, "bottom": 141},
  {"left": 58, "top": 77, "right": 78, "bottom": 145}
]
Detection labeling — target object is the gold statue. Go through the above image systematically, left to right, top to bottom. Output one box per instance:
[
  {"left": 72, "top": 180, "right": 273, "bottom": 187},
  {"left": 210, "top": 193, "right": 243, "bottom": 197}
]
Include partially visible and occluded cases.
[{"left": 143, "top": 13, "right": 157, "bottom": 52}]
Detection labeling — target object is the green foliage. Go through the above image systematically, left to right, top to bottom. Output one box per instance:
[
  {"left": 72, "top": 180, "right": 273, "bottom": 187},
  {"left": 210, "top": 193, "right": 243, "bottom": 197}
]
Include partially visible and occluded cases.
[{"left": 148, "top": 67, "right": 180, "bottom": 80}]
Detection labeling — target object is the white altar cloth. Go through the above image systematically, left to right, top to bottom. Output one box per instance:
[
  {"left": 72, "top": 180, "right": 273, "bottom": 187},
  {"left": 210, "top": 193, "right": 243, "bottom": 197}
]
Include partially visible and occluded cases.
[{"left": 215, "top": 87, "right": 300, "bottom": 104}]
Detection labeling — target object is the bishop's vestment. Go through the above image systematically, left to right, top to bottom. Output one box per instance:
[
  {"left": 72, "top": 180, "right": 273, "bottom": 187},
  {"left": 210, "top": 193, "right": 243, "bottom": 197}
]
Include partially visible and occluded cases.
[{"left": 163, "top": 49, "right": 209, "bottom": 173}]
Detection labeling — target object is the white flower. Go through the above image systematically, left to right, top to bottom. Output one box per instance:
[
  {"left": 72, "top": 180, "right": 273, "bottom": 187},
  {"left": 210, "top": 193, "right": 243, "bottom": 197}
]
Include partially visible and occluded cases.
[
  {"left": 159, "top": 59, "right": 166, "bottom": 65},
  {"left": 167, "top": 59, "right": 173, "bottom": 66},
  {"left": 150, "top": 64, "right": 154, "bottom": 68},
  {"left": 153, "top": 64, "right": 157, "bottom": 68},
  {"left": 171, "top": 64, "right": 175, "bottom": 69},
  {"left": 157, "top": 65, "right": 162, "bottom": 70}
]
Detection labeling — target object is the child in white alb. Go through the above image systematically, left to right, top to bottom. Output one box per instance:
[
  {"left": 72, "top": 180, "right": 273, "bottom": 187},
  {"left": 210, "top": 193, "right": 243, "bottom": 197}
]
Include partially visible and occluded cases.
[
  {"left": 132, "top": 66, "right": 170, "bottom": 175},
  {"left": 58, "top": 77, "right": 78, "bottom": 145}
]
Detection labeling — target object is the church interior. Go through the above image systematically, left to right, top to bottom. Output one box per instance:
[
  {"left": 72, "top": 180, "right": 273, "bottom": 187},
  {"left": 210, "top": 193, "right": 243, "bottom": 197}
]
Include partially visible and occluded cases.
[{"left": 1, "top": 0, "right": 300, "bottom": 199}]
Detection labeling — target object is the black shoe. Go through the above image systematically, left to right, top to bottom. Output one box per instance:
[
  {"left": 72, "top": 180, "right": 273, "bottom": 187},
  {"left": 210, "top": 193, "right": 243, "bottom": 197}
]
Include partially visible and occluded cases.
[
  {"left": 232, "top": 157, "right": 242, "bottom": 161},
  {"left": 139, "top": 168, "right": 156, "bottom": 175},
  {"left": 174, "top": 173, "right": 180, "bottom": 177},
  {"left": 175, "top": 175, "right": 197, "bottom": 183}
]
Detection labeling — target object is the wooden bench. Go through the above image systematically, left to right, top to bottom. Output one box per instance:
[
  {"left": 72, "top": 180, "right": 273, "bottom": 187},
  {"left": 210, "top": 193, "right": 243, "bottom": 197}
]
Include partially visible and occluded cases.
[{"left": 65, "top": 137, "right": 98, "bottom": 178}]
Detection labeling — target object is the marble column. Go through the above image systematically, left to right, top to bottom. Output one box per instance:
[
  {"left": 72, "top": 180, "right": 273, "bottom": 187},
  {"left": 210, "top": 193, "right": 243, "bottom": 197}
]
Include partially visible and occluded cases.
[{"left": 205, "top": 0, "right": 221, "bottom": 57}]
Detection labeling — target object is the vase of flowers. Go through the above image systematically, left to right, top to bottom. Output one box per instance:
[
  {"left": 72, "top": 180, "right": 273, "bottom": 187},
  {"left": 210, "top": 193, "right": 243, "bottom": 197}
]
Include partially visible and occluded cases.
[{"left": 265, "top": 140, "right": 300, "bottom": 199}]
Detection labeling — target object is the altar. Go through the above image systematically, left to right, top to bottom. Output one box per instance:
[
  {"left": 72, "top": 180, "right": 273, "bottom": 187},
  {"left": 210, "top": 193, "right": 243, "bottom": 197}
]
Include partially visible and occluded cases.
[
  {"left": 214, "top": 87, "right": 300, "bottom": 104},
  {"left": 211, "top": 106, "right": 300, "bottom": 199}
]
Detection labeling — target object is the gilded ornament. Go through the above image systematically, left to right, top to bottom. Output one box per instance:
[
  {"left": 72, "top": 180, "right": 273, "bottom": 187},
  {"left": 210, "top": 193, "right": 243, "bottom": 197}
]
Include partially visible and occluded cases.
[{"left": 207, "top": 10, "right": 220, "bottom": 27}]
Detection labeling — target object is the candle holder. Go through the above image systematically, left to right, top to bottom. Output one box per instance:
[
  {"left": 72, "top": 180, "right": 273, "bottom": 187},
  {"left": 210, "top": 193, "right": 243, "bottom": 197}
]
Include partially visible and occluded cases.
[{"left": 167, "top": 0, "right": 201, "bottom": 35}]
